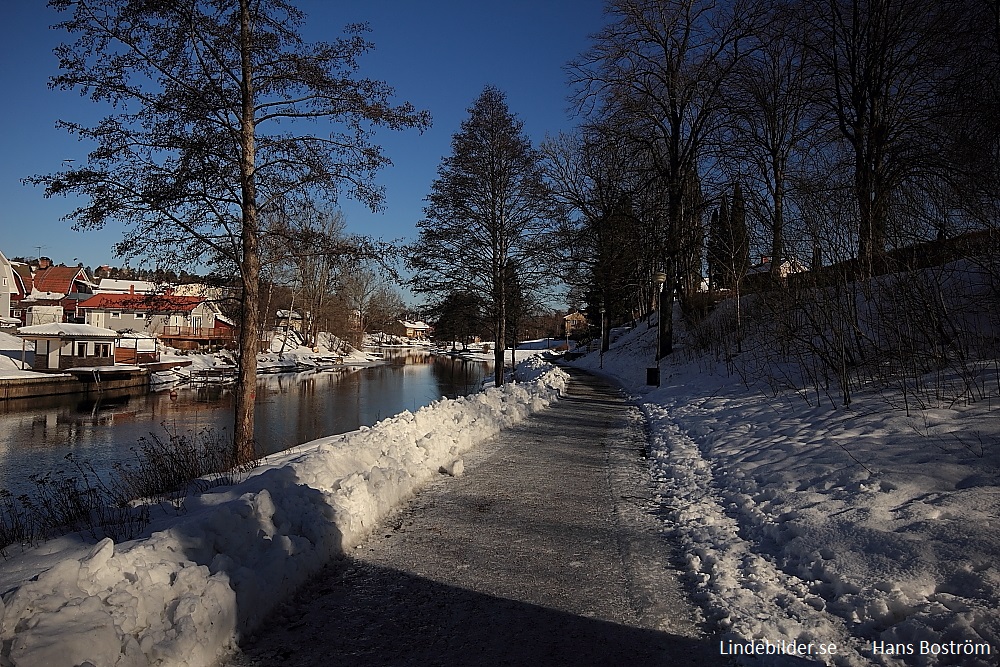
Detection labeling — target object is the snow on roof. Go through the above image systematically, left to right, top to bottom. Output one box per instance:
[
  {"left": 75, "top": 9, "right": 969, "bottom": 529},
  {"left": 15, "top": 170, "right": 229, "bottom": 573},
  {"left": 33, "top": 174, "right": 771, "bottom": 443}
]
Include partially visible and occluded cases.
[
  {"left": 746, "top": 257, "right": 808, "bottom": 276},
  {"left": 94, "top": 278, "right": 161, "bottom": 294},
  {"left": 27, "top": 288, "right": 67, "bottom": 301},
  {"left": 400, "top": 320, "right": 430, "bottom": 329},
  {"left": 17, "top": 322, "right": 119, "bottom": 338},
  {"left": 115, "top": 329, "right": 157, "bottom": 339}
]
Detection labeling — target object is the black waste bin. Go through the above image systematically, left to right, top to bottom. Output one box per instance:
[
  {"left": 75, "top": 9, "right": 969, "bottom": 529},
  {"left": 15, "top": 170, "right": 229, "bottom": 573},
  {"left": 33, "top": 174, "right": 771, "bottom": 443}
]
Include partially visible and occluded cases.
[{"left": 646, "top": 367, "right": 659, "bottom": 386}]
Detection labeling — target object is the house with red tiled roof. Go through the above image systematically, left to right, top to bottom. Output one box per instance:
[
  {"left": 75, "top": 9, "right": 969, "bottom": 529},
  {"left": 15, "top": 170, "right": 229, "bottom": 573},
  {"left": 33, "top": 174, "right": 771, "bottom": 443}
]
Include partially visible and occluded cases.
[
  {"left": 21, "top": 262, "right": 96, "bottom": 323},
  {"left": 79, "top": 292, "right": 235, "bottom": 350}
]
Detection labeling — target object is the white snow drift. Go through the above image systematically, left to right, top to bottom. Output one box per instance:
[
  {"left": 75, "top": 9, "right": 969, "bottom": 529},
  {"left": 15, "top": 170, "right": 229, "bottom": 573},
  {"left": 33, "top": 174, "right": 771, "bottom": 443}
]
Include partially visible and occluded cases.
[{"left": 0, "top": 357, "right": 568, "bottom": 667}]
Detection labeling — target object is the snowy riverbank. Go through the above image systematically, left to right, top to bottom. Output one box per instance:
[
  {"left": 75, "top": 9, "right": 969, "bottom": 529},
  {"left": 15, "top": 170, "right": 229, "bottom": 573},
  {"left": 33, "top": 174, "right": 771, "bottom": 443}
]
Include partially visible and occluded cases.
[
  {"left": 572, "top": 318, "right": 999, "bottom": 666},
  {"left": 0, "top": 356, "right": 568, "bottom": 666}
]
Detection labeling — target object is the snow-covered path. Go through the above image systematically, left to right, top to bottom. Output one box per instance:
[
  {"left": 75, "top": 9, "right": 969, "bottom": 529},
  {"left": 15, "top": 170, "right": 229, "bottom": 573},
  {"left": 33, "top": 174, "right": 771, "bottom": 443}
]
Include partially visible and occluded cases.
[{"left": 225, "top": 369, "right": 724, "bottom": 666}]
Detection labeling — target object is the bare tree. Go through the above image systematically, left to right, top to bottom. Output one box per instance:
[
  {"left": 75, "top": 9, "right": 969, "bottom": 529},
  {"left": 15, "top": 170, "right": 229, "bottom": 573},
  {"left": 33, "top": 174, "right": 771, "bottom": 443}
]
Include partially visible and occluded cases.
[
  {"left": 32, "top": 0, "right": 429, "bottom": 459},
  {"left": 568, "top": 0, "right": 759, "bottom": 355},
  {"left": 799, "top": 0, "right": 956, "bottom": 272},
  {"left": 721, "top": 4, "right": 819, "bottom": 275},
  {"left": 542, "top": 127, "right": 649, "bottom": 349},
  {"left": 337, "top": 264, "right": 403, "bottom": 347}
]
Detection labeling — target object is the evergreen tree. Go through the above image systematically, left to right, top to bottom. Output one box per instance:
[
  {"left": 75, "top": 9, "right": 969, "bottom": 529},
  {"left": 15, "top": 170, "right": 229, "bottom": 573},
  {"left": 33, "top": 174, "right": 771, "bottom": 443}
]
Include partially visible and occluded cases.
[
  {"left": 409, "top": 86, "right": 557, "bottom": 386},
  {"left": 730, "top": 182, "right": 750, "bottom": 284}
]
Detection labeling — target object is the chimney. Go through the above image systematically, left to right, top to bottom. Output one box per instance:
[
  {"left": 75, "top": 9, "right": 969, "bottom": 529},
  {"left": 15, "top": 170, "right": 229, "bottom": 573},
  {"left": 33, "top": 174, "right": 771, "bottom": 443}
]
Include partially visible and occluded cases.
[
  {"left": 38, "top": 256, "right": 52, "bottom": 269},
  {"left": 130, "top": 284, "right": 135, "bottom": 294}
]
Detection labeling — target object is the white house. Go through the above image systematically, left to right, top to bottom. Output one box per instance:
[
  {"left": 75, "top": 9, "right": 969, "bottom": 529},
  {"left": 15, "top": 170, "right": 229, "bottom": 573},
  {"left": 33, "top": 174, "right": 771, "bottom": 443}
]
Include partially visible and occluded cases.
[
  {"left": 0, "top": 249, "right": 18, "bottom": 327},
  {"left": 16, "top": 322, "right": 119, "bottom": 371}
]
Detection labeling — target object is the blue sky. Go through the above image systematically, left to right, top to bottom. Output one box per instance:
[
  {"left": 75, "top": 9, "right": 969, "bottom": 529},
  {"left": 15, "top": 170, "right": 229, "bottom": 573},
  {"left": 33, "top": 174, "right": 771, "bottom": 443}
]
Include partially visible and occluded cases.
[{"left": 0, "top": 1, "right": 605, "bottom": 269}]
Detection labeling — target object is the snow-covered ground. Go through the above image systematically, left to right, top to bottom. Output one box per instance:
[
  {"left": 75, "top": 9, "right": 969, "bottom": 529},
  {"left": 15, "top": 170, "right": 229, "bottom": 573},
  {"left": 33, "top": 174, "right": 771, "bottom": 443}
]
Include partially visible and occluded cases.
[
  {"left": 4, "top": 306, "right": 997, "bottom": 666},
  {"left": 572, "top": 314, "right": 999, "bottom": 666},
  {"left": 0, "top": 331, "right": 39, "bottom": 379},
  {"left": 0, "top": 355, "right": 566, "bottom": 666}
]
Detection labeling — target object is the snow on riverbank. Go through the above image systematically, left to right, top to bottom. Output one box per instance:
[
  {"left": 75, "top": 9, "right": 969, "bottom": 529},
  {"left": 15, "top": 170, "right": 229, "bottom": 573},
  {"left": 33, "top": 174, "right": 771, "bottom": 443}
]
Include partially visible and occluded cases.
[
  {"left": 572, "top": 317, "right": 999, "bottom": 666},
  {"left": 0, "top": 356, "right": 567, "bottom": 667}
]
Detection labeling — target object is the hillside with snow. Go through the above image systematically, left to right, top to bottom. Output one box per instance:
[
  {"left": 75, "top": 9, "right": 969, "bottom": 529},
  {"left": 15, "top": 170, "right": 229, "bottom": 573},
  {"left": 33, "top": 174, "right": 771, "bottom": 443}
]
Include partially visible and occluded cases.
[{"left": 572, "top": 261, "right": 999, "bottom": 666}]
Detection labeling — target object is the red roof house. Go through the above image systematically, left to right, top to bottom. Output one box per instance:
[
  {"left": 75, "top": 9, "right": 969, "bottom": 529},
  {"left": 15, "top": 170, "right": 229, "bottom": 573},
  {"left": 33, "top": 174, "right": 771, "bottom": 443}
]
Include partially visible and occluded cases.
[
  {"left": 21, "top": 265, "right": 96, "bottom": 323},
  {"left": 79, "top": 293, "right": 235, "bottom": 350}
]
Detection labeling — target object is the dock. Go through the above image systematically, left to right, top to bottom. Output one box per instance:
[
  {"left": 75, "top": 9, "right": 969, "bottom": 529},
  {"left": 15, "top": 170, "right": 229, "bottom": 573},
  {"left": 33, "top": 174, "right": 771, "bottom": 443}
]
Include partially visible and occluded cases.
[{"left": 0, "top": 369, "right": 151, "bottom": 400}]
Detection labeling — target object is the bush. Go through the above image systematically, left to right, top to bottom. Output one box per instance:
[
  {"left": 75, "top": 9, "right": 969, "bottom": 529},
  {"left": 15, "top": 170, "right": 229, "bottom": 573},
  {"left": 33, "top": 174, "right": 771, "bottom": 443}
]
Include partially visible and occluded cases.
[{"left": 0, "top": 427, "right": 260, "bottom": 557}]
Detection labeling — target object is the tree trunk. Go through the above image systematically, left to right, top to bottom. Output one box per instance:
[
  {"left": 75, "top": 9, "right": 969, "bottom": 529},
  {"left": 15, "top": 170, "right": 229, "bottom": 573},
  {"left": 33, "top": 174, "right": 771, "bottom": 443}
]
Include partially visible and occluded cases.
[
  {"left": 234, "top": 0, "right": 260, "bottom": 464},
  {"left": 494, "top": 299, "right": 505, "bottom": 387}
]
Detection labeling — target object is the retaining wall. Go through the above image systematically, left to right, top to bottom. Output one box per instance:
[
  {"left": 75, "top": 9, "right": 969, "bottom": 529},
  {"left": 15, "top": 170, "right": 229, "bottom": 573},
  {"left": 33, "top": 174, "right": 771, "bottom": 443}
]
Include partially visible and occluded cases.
[{"left": 0, "top": 372, "right": 150, "bottom": 400}]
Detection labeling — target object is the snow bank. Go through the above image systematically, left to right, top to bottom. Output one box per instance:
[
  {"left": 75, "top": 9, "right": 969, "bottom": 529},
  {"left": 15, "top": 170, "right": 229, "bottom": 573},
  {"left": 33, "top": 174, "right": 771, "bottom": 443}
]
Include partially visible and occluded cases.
[
  {"left": 573, "top": 316, "right": 999, "bottom": 666},
  {"left": 0, "top": 358, "right": 568, "bottom": 667}
]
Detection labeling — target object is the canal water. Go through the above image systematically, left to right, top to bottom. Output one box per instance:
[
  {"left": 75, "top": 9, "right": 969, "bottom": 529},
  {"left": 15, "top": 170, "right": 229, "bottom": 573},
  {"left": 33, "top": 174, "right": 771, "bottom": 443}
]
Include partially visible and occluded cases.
[{"left": 0, "top": 350, "right": 490, "bottom": 500}]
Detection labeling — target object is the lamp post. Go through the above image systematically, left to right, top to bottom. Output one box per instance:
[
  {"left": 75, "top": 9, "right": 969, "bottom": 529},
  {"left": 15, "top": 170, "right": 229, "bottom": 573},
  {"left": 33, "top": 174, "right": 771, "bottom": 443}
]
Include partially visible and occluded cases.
[
  {"left": 647, "top": 271, "right": 668, "bottom": 386},
  {"left": 599, "top": 305, "right": 606, "bottom": 368}
]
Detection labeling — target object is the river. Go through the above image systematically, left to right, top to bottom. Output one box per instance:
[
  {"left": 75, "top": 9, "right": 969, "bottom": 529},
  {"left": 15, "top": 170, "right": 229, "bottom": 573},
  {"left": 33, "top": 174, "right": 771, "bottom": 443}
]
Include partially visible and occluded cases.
[{"left": 0, "top": 350, "right": 490, "bottom": 500}]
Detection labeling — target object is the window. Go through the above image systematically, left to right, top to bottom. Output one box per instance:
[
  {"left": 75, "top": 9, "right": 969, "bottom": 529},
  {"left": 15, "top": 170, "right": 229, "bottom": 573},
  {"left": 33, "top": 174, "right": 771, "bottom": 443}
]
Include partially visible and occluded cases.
[
  {"left": 110, "top": 311, "right": 121, "bottom": 319},
  {"left": 134, "top": 312, "right": 146, "bottom": 319},
  {"left": 76, "top": 342, "right": 88, "bottom": 357},
  {"left": 95, "top": 343, "right": 111, "bottom": 357}
]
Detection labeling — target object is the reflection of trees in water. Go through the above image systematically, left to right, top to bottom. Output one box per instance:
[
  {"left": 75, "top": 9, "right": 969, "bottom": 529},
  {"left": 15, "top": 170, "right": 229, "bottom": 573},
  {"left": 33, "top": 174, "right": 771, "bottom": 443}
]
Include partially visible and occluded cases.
[{"left": 429, "top": 355, "right": 488, "bottom": 399}]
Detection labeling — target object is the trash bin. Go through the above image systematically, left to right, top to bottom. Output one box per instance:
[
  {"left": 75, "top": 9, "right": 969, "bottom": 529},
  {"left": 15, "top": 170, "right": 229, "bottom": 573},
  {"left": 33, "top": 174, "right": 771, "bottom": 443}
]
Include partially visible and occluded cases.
[{"left": 646, "top": 367, "right": 659, "bottom": 386}]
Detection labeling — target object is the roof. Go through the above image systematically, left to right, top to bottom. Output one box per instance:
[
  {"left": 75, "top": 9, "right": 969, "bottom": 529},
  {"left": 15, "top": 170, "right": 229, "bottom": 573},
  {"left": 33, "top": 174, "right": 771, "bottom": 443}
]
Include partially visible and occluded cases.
[
  {"left": 12, "top": 264, "right": 32, "bottom": 295},
  {"left": 33, "top": 266, "right": 94, "bottom": 295},
  {"left": 95, "top": 278, "right": 161, "bottom": 294},
  {"left": 79, "top": 293, "right": 205, "bottom": 313},
  {"left": 400, "top": 320, "right": 431, "bottom": 330},
  {"left": 17, "top": 322, "right": 119, "bottom": 339}
]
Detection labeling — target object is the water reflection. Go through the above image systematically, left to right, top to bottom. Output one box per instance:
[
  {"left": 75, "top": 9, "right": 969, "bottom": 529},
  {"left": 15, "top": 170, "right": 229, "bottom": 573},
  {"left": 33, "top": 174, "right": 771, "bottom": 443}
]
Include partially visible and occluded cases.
[{"left": 0, "top": 351, "right": 488, "bottom": 498}]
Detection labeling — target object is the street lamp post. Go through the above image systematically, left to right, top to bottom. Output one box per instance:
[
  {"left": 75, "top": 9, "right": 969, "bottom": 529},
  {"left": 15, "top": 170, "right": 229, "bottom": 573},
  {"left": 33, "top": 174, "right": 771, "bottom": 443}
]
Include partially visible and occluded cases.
[
  {"left": 647, "top": 271, "right": 668, "bottom": 386},
  {"left": 599, "top": 305, "right": 606, "bottom": 369}
]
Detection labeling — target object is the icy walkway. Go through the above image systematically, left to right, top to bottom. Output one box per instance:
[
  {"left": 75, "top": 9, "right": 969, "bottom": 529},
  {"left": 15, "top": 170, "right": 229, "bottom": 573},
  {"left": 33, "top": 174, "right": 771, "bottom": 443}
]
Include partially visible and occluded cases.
[{"left": 224, "top": 369, "right": 724, "bottom": 666}]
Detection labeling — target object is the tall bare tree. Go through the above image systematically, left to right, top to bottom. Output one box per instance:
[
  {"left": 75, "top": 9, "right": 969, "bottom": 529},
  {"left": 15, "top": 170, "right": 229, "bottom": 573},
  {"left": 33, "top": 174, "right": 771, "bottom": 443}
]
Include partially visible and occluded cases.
[
  {"left": 32, "top": 0, "right": 429, "bottom": 459},
  {"left": 568, "top": 0, "right": 758, "bottom": 355},
  {"left": 800, "top": 0, "right": 955, "bottom": 272},
  {"left": 722, "top": 4, "right": 818, "bottom": 274},
  {"left": 542, "top": 127, "right": 649, "bottom": 348}
]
